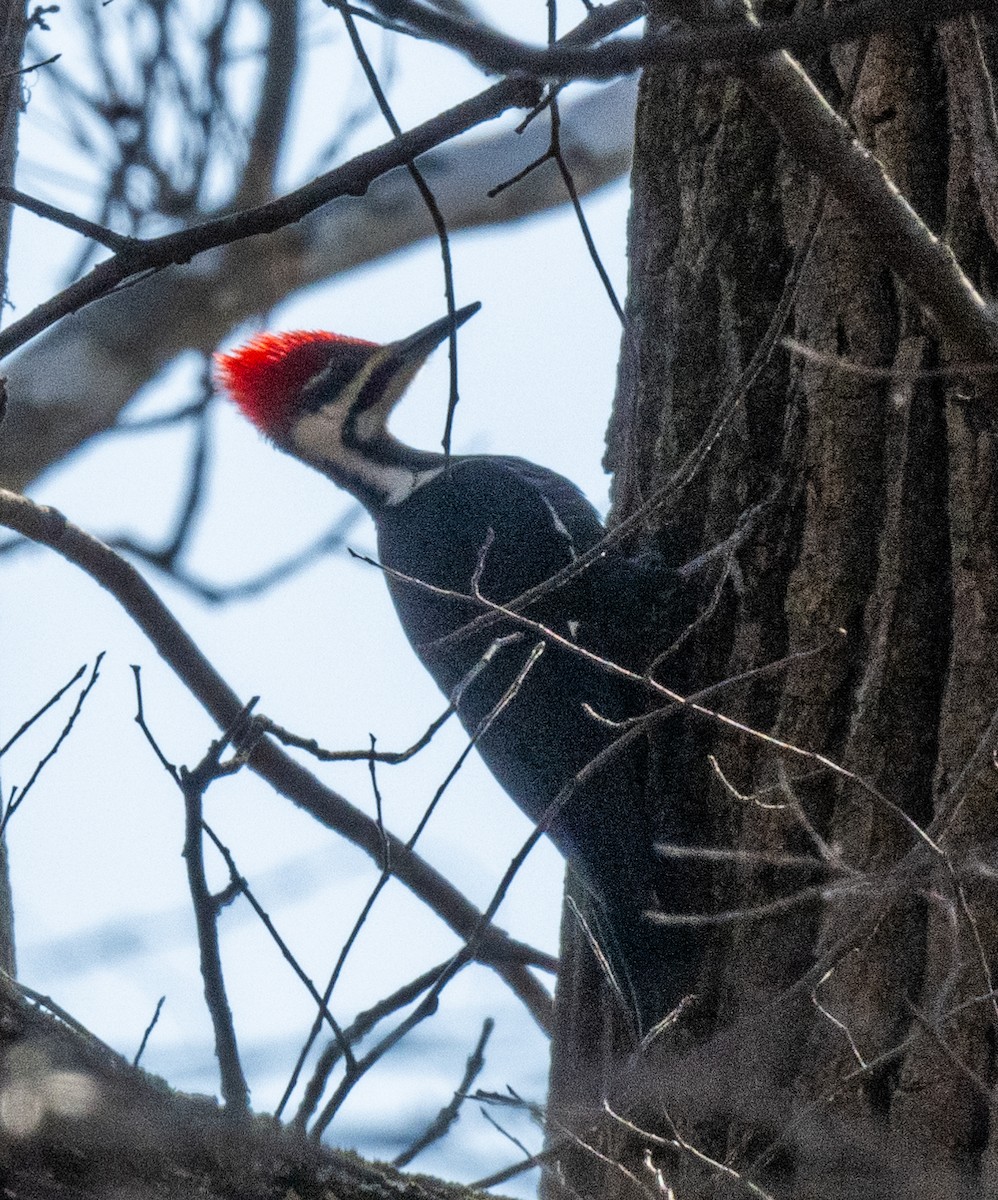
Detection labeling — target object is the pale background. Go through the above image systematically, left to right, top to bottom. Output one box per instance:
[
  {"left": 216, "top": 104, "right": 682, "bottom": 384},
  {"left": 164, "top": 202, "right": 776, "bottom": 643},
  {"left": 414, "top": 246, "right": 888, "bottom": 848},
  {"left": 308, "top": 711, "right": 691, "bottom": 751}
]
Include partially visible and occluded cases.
[{"left": 1, "top": 1, "right": 633, "bottom": 1190}]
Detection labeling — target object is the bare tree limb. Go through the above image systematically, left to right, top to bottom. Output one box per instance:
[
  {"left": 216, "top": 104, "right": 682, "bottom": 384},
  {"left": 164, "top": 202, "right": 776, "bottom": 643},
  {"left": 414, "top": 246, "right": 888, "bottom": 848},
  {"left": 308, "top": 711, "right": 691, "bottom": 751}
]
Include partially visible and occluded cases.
[
  {"left": 0, "top": 0, "right": 32, "bottom": 986},
  {"left": 0, "top": 0, "right": 28, "bottom": 306},
  {"left": 232, "top": 0, "right": 300, "bottom": 211},
  {"left": 352, "top": 0, "right": 993, "bottom": 80},
  {"left": 354, "top": 1, "right": 998, "bottom": 358},
  {"left": 0, "top": 74, "right": 637, "bottom": 491},
  {"left": 0, "top": 74, "right": 542, "bottom": 361},
  {"left": 0, "top": 488, "right": 554, "bottom": 1032},
  {"left": 1, "top": 654, "right": 104, "bottom": 835},
  {"left": 178, "top": 725, "right": 252, "bottom": 1112},
  {"left": 0, "top": 971, "right": 515, "bottom": 1200},
  {"left": 393, "top": 1017, "right": 494, "bottom": 1168}
]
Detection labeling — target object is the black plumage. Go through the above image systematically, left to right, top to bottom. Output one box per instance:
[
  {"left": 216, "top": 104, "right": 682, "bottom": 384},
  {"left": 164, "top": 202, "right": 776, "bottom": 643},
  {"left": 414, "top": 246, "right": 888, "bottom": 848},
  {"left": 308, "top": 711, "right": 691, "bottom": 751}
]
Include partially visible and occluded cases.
[
  {"left": 217, "top": 306, "right": 702, "bottom": 1032},
  {"left": 376, "top": 455, "right": 675, "bottom": 1029}
]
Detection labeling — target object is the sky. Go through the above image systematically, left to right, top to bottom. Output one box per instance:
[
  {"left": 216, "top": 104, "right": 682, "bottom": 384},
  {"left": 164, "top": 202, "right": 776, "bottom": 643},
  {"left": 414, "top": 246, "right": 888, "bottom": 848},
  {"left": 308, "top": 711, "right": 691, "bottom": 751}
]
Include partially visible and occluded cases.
[{"left": 1, "top": 1, "right": 634, "bottom": 1190}]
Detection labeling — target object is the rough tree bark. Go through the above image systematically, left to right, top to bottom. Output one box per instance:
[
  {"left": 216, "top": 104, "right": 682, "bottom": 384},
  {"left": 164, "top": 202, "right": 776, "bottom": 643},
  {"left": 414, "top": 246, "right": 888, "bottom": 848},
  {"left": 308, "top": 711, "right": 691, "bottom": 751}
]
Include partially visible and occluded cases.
[
  {"left": 5, "top": 3, "right": 998, "bottom": 1197},
  {"left": 546, "top": 6, "right": 998, "bottom": 1199},
  {"left": 0, "top": 976, "right": 508, "bottom": 1200}
]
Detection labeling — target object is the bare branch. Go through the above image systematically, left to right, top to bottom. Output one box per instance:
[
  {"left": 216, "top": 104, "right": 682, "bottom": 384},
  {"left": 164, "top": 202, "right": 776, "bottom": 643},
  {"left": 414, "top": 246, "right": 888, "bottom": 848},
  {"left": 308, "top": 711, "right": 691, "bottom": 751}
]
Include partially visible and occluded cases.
[
  {"left": 231, "top": 0, "right": 300, "bottom": 211},
  {"left": 353, "top": 0, "right": 991, "bottom": 80},
  {"left": 0, "top": 73, "right": 542, "bottom": 361},
  {"left": 1, "top": 74, "right": 637, "bottom": 491},
  {"left": 0, "top": 184, "right": 130, "bottom": 250},
  {"left": 0, "top": 488, "right": 554, "bottom": 1031},
  {"left": 363, "top": 547, "right": 946, "bottom": 860},
  {"left": 305, "top": 639, "right": 552, "bottom": 1136},
  {"left": 1, "top": 654, "right": 104, "bottom": 834},
  {"left": 0, "top": 662, "right": 87, "bottom": 758},
  {"left": 261, "top": 704, "right": 454, "bottom": 763},
  {"left": 179, "top": 713, "right": 255, "bottom": 1111},
  {"left": 198, "top": 820, "right": 359, "bottom": 1074},
  {"left": 291, "top": 959, "right": 466, "bottom": 1131},
  {"left": 393, "top": 1017, "right": 494, "bottom": 1167}
]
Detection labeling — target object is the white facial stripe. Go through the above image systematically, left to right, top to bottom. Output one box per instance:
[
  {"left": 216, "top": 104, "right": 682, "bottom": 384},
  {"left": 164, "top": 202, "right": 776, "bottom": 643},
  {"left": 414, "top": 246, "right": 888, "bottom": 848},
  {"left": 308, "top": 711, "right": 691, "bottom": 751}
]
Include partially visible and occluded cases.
[
  {"left": 288, "top": 344, "right": 443, "bottom": 506},
  {"left": 326, "top": 346, "right": 393, "bottom": 430},
  {"left": 353, "top": 362, "right": 421, "bottom": 444},
  {"left": 291, "top": 405, "right": 347, "bottom": 463},
  {"left": 290, "top": 408, "right": 443, "bottom": 505}
]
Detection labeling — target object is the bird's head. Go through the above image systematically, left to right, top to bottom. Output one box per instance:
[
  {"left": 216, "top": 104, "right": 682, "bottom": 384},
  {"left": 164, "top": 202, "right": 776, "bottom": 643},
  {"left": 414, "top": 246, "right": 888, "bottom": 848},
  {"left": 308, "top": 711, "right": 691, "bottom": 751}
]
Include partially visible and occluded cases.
[{"left": 215, "top": 302, "right": 480, "bottom": 507}]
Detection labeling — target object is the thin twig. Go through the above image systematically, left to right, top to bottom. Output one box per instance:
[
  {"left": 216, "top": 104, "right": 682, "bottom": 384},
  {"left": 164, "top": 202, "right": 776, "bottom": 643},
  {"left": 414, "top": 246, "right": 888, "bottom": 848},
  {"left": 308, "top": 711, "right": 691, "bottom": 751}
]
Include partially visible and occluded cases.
[
  {"left": 331, "top": 2, "right": 466, "bottom": 458},
  {"left": 0, "top": 77, "right": 537, "bottom": 360},
  {"left": 549, "top": 86, "right": 625, "bottom": 323},
  {"left": 0, "top": 184, "right": 131, "bottom": 250},
  {"left": 425, "top": 184, "right": 827, "bottom": 657},
  {"left": 0, "top": 489, "right": 553, "bottom": 1031},
  {"left": 118, "top": 507, "right": 365, "bottom": 605},
  {"left": 360, "top": 547, "right": 944, "bottom": 858},
  {"left": 307, "top": 640, "right": 551, "bottom": 1136},
  {"left": 1, "top": 654, "right": 105, "bottom": 834},
  {"left": 0, "top": 663, "right": 87, "bottom": 758},
  {"left": 131, "top": 665, "right": 181, "bottom": 782},
  {"left": 282, "top": 677, "right": 507, "bottom": 1124},
  {"left": 260, "top": 704, "right": 454, "bottom": 764},
  {"left": 179, "top": 709, "right": 255, "bottom": 1111},
  {"left": 199, "top": 820, "right": 358, "bottom": 1071},
  {"left": 291, "top": 959, "right": 462, "bottom": 1132},
  {"left": 132, "top": 996, "right": 166, "bottom": 1068},
  {"left": 393, "top": 1017, "right": 495, "bottom": 1167},
  {"left": 604, "top": 1099, "right": 779, "bottom": 1200}
]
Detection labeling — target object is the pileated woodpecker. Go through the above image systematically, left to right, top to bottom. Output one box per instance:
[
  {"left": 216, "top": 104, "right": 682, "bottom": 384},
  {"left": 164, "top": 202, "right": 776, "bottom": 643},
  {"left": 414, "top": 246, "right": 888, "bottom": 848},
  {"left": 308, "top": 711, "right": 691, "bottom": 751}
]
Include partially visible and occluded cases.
[{"left": 216, "top": 303, "right": 696, "bottom": 1032}]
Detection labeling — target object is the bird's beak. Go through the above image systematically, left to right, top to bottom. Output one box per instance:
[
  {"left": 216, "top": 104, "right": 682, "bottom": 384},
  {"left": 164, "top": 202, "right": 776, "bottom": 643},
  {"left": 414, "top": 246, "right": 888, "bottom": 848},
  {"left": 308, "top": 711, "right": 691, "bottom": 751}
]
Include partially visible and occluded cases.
[
  {"left": 348, "top": 302, "right": 482, "bottom": 430},
  {"left": 390, "top": 302, "right": 481, "bottom": 366}
]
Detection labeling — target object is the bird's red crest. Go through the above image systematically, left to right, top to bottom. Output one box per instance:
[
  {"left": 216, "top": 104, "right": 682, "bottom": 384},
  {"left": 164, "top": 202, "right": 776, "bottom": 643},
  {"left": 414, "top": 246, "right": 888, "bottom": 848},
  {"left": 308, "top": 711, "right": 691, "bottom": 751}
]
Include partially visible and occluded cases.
[{"left": 215, "top": 330, "right": 377, "bottom": 434}]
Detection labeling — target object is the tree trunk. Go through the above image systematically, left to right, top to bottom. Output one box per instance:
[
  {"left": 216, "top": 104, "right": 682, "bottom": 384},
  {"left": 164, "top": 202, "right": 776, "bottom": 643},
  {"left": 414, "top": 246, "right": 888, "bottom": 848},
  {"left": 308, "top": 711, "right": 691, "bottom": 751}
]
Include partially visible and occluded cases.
[
  {"left": 0, "top": 0, "right": 28, "bottom": 978},
  {"left": 0, "top": 0, "right": 24, "bottom": 309},
  {"left": 546, "top": 8, "right": 998, "bottom": 1197}
]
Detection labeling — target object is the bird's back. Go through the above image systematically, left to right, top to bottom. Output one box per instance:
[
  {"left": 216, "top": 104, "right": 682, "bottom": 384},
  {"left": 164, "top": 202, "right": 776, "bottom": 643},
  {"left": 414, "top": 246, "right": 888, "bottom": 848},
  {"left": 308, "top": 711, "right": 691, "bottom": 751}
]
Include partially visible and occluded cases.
[{"left": 375, "top": 457, "right": 683, "bottom": 1029}]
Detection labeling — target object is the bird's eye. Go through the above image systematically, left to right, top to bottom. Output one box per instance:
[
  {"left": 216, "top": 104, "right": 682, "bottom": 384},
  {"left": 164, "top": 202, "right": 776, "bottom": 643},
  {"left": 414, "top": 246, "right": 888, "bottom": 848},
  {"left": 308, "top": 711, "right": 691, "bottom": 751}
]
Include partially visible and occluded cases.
[{"left": 301, "top": 345, "right": 373, "bottom": 412}]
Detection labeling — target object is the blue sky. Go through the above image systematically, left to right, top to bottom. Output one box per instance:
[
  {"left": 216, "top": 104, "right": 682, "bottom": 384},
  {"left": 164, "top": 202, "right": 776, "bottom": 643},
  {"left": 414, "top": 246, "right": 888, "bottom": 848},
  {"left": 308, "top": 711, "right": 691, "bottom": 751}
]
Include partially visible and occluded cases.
[{"left": 2, "top": 2, "right": 633, "bottom": 1188}]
